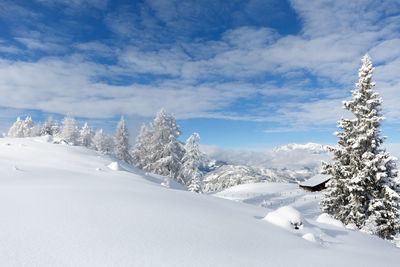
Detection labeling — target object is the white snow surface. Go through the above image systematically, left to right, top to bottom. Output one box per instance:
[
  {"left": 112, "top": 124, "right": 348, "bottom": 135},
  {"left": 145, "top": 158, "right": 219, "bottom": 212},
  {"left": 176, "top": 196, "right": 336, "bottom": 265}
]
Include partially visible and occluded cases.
[
  {"left": 0, "top": 137, "right": 399, "bottom": 267},
  {"left": 214, "top": 182, "right": 400, "bottom": 266},
  {"left": 264, "top": 205, "right": 303, "bottom": 230},
  {"left": 317, "top": 213, "right": 345, "bottom": 229},
  {"left": 302, "top": 233, "right": 318, "bottom": 243}
]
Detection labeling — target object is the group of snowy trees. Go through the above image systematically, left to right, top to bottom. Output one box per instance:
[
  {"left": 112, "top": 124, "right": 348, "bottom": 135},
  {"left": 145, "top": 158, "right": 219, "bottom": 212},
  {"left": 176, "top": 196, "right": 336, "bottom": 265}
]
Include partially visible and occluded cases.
[
  {"left": 321, "top": 54, "right": 400, "bottom": 240},
  {"left": 132, "top": 109, "right": 203, "bottom": 192},
  {"left": 7, "top": 110, "right": 204, "bottom": 193},
  {"left": 8, "top": 115, "right": 118, "bottom": 156},
  {"left": 8, "top": 117, "right": 41, "bottom": 137}
]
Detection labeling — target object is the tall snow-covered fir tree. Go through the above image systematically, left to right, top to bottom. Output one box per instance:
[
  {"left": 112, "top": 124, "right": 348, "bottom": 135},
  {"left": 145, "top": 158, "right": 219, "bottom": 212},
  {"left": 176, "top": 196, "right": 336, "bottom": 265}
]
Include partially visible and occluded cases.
[
  {"left": 321, "top": 54, "right": 400, "bottom": 240},
  {"left": 141, "top": 109, "right": 185, "bottom": 182},
  {"left": 41, "top": 116, "right": 60, "bottom": 136},
  {"left": 61, "top": 116, "right": 79, "bottom": 145},
  {"left": 114, "top": 116, "right": 132, "bottom": 164},
  {"left": 23, "top": 117, "right": 36, "bottom": 137},
  {"left": 79, "top": 122, "right": 94, "bottom": 148},
  {"left": 132, "top": 124, "right": 152, "bottom": 169},
  {"left": 93, "top": 129, "right": 114, "bottom": 155},
  {"left": 179, "top": 132, "right": 204, "bottom": 192}
]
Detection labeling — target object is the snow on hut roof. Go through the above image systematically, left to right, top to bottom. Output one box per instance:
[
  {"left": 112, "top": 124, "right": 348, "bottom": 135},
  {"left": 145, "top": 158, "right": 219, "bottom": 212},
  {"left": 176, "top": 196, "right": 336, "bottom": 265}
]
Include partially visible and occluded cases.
[{"left": 299, "top": 174, "right": 330, "bottom": 187}]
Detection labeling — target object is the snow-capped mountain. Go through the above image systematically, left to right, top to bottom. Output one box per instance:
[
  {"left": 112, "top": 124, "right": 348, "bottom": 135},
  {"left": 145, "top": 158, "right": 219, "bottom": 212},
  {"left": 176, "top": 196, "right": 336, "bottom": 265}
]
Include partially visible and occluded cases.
[
  {"left": 200, "top": 143, "right": 329, "bottom": 192},
  {"left": 199, "top": 159, "right": 228, "bottom": 173},
  {"left": 202, "top": 164, "right": 316, "bottom": 192},
  {"left": 203, "top": 164, "right": 272, "bottom": 192}
]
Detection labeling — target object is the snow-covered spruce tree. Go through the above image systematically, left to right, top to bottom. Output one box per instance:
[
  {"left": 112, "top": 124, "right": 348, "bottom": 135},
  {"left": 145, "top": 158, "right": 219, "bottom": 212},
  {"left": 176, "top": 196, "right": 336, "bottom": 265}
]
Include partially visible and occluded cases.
[
  {"left": 321, "top": 54, "right": 400, "bottom": 240},
  {"left": 143, "top": 109, "right": 185, "bottom": 181},
  {"left": 22, "top": 116, "right": 35, "bottom": 137},
  {"left": 41, "top": 116, "right": 60, "bottom": 136},
  {"left": 61, "top": 116, "right": 79, "bottom": 145},
  {"left": 114, "top": 116, "right": 132, "bottom": 164},
  {"left": 8, "top": 117, "right": 25, "bottom": 137},
  {"left": 79, "top": 122, "right": 94, "bottom": 148},
  {"left": 132, "top": 124, "right": 152, "bottom": 169},
  {"left": 93, "top": 129, "right": 114, "bottom": 155},
  {"left": 93, "top": 129, "right": 105, "bottom": 153},
  {"left": 179, "top": 133, "right": 204, "bottom": 192}
]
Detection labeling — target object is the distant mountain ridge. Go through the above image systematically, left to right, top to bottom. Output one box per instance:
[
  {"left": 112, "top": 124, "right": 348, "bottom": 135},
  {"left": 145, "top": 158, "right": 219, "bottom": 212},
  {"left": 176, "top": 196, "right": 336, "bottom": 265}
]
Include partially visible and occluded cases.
[{"left": 201, "top": 143, "right": 329, "bottom": 192}]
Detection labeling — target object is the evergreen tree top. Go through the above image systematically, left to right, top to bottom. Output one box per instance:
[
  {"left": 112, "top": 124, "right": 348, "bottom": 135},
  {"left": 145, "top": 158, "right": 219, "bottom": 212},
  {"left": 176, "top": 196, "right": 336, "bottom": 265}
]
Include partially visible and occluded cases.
[
  {"left": 344, "top": 54, "right": 382, "bottom": 120},
  {"left": 186, "top": 132, "right": 200, "bottom": 145}
]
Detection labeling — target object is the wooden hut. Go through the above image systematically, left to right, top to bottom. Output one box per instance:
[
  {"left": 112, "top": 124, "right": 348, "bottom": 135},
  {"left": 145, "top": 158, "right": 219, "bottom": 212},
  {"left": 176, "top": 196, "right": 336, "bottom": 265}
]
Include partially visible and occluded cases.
[{"left": 299, "top": 174, "right": 330, "bottom": 192}]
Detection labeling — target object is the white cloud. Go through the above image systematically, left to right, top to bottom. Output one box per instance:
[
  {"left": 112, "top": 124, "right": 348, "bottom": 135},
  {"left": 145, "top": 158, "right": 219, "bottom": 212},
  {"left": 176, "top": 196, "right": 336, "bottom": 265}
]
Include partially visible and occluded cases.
[
  {"left": 0, "top": 0, "right": 40, "bottom": 22},
  {"left": 35, "top": 0, "right": 109, "bottom": 10},
  {"left": 15, "top": 37, "right": 67, "bottom": 52},
  {"left": 74, "top": 41, "right": 114, "bottom": 57},
  {"left": 0, "top": 44, "right": 21, "bottom": 54},
  {"left": 117, "top": 46, "right": 190, "bottom": 76},
  {"left": 0, "top": 56, "right": 267, "bottom": 119}
]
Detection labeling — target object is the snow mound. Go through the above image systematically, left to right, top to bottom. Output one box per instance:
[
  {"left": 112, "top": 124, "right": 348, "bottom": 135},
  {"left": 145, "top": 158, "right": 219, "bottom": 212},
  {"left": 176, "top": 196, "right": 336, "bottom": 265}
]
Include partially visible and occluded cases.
[
  {"left": 107, "top": 161, "right": 122, "bottom": 171},
  {"left": 264, "top": 206, "right": 303, "bottom": 230},
  {"left": 317, "top": 213, "right": 345, "bottom": 229},
  {"left": 302, "top": 233, "right": 316, "bottom": 242}
]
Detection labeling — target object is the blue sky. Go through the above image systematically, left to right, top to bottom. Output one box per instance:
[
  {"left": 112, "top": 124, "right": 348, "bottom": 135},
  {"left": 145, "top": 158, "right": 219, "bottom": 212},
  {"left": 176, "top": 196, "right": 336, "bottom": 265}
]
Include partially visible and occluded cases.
[{"left": 0, "top": 0, "right": 400, "bottom": 149}]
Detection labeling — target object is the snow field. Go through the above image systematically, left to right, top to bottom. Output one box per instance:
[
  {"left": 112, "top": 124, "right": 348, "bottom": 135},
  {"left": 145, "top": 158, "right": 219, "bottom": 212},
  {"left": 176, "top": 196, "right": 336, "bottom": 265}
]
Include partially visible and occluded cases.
[{"left": 0, "top": 137, "right": 399, "bottom": 266}]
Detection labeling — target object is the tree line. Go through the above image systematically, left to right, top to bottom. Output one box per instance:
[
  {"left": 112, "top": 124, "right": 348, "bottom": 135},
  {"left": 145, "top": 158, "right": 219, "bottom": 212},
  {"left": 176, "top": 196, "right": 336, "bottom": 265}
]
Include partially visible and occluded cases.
[{"left": 7, "top": 109, "right": 203, "bottom": 193}]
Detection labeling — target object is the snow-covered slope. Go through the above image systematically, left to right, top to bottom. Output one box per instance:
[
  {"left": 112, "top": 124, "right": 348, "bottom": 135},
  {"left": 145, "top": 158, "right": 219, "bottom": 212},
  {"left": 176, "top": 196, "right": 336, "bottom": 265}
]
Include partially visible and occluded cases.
[{"left": 0, "top": 137, "right": 399, "bottom": 266}]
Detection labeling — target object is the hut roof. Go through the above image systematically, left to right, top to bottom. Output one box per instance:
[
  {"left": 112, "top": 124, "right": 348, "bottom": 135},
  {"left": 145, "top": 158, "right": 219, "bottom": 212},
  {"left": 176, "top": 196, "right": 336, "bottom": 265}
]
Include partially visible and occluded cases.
[{"left": 300, "top": 174, "right": 330, "bottom": 187}]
